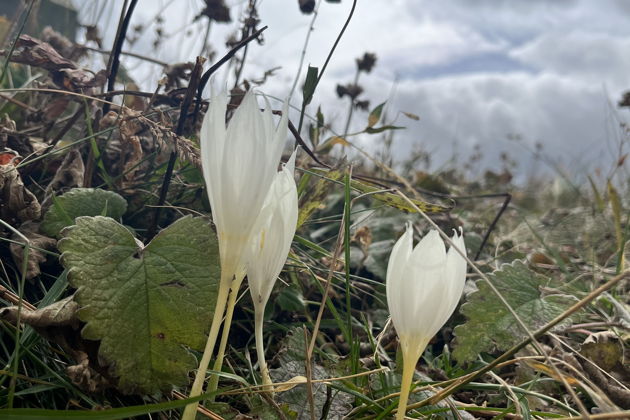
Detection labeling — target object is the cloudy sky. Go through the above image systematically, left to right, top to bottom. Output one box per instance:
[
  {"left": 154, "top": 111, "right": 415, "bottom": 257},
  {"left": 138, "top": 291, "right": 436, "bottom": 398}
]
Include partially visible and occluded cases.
[{"left": 73, "top": 0, "right": 630, "bottom": 180}]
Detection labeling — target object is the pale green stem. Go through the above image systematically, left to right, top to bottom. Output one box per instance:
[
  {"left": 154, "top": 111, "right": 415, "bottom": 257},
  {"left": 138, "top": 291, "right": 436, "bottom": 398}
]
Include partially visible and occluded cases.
[
  {"left": 181, "top": 271, "right": 231, "bottom": 420},
  {"left": 207, "top": 272, "right": 245, "bottom": 396},
  {"left": 254, "top": 301, "right": 272, "bottom": 389},
  {"left": 395, "top": 341, "right": 427, "bottom": 420},
  {"left": 396, "top": 358, "right": 415, "bottom": 420}
]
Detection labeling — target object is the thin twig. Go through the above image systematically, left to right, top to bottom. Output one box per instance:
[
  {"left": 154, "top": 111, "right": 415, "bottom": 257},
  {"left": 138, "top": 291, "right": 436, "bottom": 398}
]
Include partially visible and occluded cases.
[
  {"left": 0, "top": 0, "right": 35, "bottom": 85},
  {"left": 103, "top": 0, "right": 139, "bottom": 115},
  {"left": 232, "top": 0, "right": 257, "bottom": 90},
  {"left": 289, "top": 0, "right": 322, "bottom": 99},
  {"left": 297, "top": 0, "right": 358, "bottom": 133},
  {"left": 192, "top": 26, "right": 268, "bottom": 127},
  {"left": 81, "top": 44, "right": 169, "bottom": 66},
  {"left": 147, "top": 56, "right": 205, "bottom": 240},
  {"left": 342, "top": 69, "right": 360, "bottom": 136},
  {"left": 0, "top": 93, "right": 37, "bottom": 112},
  {"left": 49, "top": 105, "right": 85, "bottom": 148},
  {"left": 305, "top": 194, "right": 350, "bottom": 419},
  {"left": 304, "top": 325, "right": 316, "bottom": 420}
]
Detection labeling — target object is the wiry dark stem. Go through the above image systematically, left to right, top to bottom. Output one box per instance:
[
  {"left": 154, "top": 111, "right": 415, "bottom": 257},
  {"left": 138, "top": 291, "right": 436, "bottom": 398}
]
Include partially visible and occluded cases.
[
  {"left": 103, "top": 0, "right": 138, "bottom": 115},
  {"left": 147, "top": 56, "right": 206, "bottom": 240}
]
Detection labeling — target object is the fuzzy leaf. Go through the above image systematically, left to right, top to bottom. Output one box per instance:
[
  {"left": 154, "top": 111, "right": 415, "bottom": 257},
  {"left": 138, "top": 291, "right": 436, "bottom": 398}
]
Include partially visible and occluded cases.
[
  {"left": 41, "top": 188, "right": 127, "bottom": 238},
  {"left": 58, "top": 215, "right": 219, "bottom": 394},
  {"left": 453, "top": 260, "right": 578, "bottom": 363},
  {"left": 271, "top": 328, "right": 352, "bottom": 419}
]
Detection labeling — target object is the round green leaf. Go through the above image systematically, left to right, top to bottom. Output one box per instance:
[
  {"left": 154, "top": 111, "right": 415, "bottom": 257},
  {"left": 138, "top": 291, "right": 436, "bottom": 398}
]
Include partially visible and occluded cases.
[
  {"left": 41, "top": 188, "right": 128, "bottom": 238},
  {"left": 58, "top": 215, "right": 219, "bottom": 394},
  {"left": 453, "top": 260, "right": 578, "bottom": 363}
]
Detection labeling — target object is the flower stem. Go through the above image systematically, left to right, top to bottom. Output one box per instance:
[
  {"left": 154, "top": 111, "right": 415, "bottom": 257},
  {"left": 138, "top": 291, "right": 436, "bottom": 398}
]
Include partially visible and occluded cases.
[
  {"left": 181, "top": 273, "right": 231, "bottom": 420},
  {"left": 207, "top": 273, "right": 245, "bottom": 396},
  {"left": 254, "top": 303, "right": 272, "bottom": 389},
  {"left": 395, "top": 341, "right": 427, "bottom": 420},
  {"left": 396, "top": 356, "right": 416, "bottom": 420}
]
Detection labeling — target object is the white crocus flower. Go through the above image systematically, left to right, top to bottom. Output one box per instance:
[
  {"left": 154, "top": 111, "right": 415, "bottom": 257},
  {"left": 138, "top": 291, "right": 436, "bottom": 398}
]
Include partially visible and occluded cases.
[
  {"left": 201, "top": 89, "right": 287, "bottom": 282},
  {"left": 184, "top": 90, "right": 288, "bottom": 420},
  {"left": 245, "top": 150, "right": 298, "bottom": 388},
  {"left": 386, "top": 223, "right": 467, "bottom": 420}
]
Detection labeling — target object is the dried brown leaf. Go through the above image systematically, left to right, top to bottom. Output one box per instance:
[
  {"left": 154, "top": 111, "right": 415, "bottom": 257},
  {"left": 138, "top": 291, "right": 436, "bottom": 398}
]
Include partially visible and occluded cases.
[
  {"left": 42, "top": 26, "right": 86, "bottom": 62},
  {"left": 1, "top": 34, "right": 77, "bottom": 71},
  {"left": 44, "top": 149, "right": 85, "bottom": 202},
  {"left": 0, "top": 164, "right": 41, "bottom": 225},
  {"left": 10, "top": 221, "right": 57, "bottom": 280},
  {"left": 0, "top": 296, "right": 113, "bottom": 392}
]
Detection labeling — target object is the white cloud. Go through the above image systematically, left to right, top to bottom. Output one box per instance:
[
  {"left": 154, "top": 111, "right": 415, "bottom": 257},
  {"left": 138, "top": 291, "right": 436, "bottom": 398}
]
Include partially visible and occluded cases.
[
  {"left": 71, "top": 0, "right": 630, "bottom": 180},
  {"left": 510, "top": 31, "right": 630, "bottom": 90},
  {"left": 348, "top": 71, "right": 615, "bottom": 178}
]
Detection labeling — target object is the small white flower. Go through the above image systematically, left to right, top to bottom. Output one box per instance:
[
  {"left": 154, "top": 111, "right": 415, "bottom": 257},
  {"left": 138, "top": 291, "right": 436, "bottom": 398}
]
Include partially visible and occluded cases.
[
  {"left": 200, "top": 90, "right": 288, "bottom": 279},
  {"left": 245, "top": 150, "right": 298, "bottom": 387},
  {"left": 246, "top": 150, "right": 299, "bottom": 312},
  {"left": 386, "top": 223, "right": 467, "bottom": 420}
]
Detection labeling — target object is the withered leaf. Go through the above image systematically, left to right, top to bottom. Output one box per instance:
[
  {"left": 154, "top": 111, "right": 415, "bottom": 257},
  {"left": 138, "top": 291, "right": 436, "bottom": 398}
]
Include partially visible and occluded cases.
[
  {"left": 42, "top": 26, "right": 87, "bottom": 62},
  {"left": 1, "top": 34, "right": 77, "bottom": 71},
  {"left": 56, "top": 68, "right": 108, "bottom": 90},
  {"left": 44, "top": 149, "right": 85, "bottom": 199},
  {"left": 0, "top": 164, "right": 41, "bottom": 225},
  {"left": 10, "top": 221, "right": 57, "bottom": 280},
  {"left": 0, "top": 295, "right": 79, "bottom": 330},
  {"left": 0, "top": 296, "right": 113, "bottom": 393}
]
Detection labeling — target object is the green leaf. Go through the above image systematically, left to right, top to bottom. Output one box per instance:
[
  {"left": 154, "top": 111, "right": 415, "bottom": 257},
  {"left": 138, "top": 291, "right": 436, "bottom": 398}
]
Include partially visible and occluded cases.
[
  {"left": 302, "top": 65, "right": 319, "bottom": 106},
  {"left": 367, "top": 101, "right": 386, "bottom": 128},
  {"left": 309, "top": 106, "right": 325, "bottom": 148},
  {"left": 364, "top": 124, "right": 404, "bottom": 134},
  {"left": 306, "top": 168, "right": 453, "bottom": 214},
  {"left": 587, "top": 175, "right": 604, "bottom": 211},
  {"left": 349, "top": 177, "right": 452, "bottom": 214},
  {"left": 607, "top": 181, "right": 624, "bottom": 270},
  {"left": 41, "top": 188, "right": 127, "bottom": 238},
  {"left": 58, "top": 215, "right": 219, "bottom": 394},
  {"left": 453, "top": 260, "right": 578, "bottom": 363},
  {"left": 276, "top": 284, "right": 306, "bottom": 312},
  {"left": 0, "top": 390, "right": 217, "bottom": 419}
]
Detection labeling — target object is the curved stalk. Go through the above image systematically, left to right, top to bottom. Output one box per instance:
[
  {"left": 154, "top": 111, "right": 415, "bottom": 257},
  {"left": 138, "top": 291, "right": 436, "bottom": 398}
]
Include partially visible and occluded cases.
[
  {"left": 181, "top": 271, "right": 231, "bottom": 420},
  {"left": 207, "top": 273, "right": 246, "bottom": 396},
  {"left": 254, "top": 302, "right": 272, "bottom": 389},
  {"left": 395, "top": 343, "right": 426, "bottom": 420},
  {"left": 396, "top": 357, "right": 416, "bottom": 420}
]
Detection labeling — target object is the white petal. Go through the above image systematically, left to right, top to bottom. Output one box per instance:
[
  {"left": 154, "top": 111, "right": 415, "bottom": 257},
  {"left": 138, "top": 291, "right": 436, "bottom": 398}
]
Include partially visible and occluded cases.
[
  {"left": 200, "top": 88, "right": 290, "bottom": 278},
  {"left": 200, "top": 91, "right": 228, "bottom": 229},
  {"left": 285, "top": 148, "right": 297, "bottom": 174},
  {"left": 245, "top": 159, "right": 299, "bottom": 311},
  {"left": 386, "top": 223, "right": 413, "bottom": 335},
  {"left": 400, "top": 229, "right": 446, "bottom": 338},
  {"left": 424, "top": 229, "right": 467, "bottom": 338}
]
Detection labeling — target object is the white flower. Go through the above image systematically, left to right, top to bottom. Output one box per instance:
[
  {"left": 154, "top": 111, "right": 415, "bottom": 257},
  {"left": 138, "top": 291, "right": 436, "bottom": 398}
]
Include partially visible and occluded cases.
[
  {"left": 184, "top": 90, "right": 289, "bottom": 418},
  {"left": 200, "top": 90, "right": 288, "bottom": 279},
  {"left": 245, "top": 150, "right": 298, "bottom": 387},
  {"left": 246, "top": 150, "right": 299, "bottom": 312},
  {"left": 386, "top": 223, "right": 467, "bottom": 420}
]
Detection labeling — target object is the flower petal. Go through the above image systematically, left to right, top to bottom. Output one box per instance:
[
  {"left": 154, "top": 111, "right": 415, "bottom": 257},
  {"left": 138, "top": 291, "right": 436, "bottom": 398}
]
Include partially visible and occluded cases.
[{"left": 386, "top": 223, "right": 413, "bottom": 334}]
